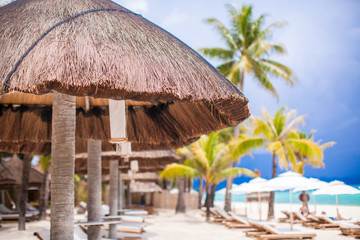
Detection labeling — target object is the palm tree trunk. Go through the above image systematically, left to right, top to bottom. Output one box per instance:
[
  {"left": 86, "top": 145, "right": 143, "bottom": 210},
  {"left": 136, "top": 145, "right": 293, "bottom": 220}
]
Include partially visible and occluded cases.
[
  {"left": 224, "top": 74, "right": 244, "bottom": 211},
  {"left": 51, "top": 93, "right": 76, "bottom": 240},
  {"left": 87, "top": 140, "right": 102, "bottom": 240},
  {"left": 267, "top": 152, "right": 277, "bottom": 220},
  {"left": 18, "top": 154, "right": 32, "bottom": 230},
  {"left": 109, "top": 159, "right": 119, "bottom": 238},
  {"left": 39, "top": 170, "right": 50, "bottom": 220},
  {"left": 176, "top": 177, "right": 186, "bottom": 213},
  {"left": 198, "top": 177, "right": 204, "bottom": 209},
  {"left": 224, "top": 179, "right": 233, "bottom": 211},
  {"left": 205, "top": 183, "right": 211, "bottom": 221},
  {"left": 209, "top": 184, "right": 217, "bottom": 208}
]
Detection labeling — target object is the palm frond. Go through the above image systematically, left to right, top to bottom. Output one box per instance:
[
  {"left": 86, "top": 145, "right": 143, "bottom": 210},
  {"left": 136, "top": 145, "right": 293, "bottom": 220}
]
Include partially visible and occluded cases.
[
  {"left": 205, "top": 18, "right": 238, "bottom": 50},
  {"left": 197, "top": 47, "right": 234, "bottom": 61},
  {"left": 260, "top": 59, "right": 296, "bottom": 85},
  {"left": 216, "top": 60, "right": 236, "bottom": 76},
  {"left": 252, "top": 60, "right": 279, "bottom": 99},
  {"left": 279, "top": 115, "right": 306, "bottom": 139},
  {"left": 228, "top": 136, "right": 264, "bottom": 159},
  {"left": 287, "top": 139, "right": 323, "bottom": 161},
  {"left": 321, "top": 141, "right": 336, "bottom": 149},
  {"left": 191, "top": 144, "right": 210, "bottom": 171},
  {"left": 159, "top": 163, "right": 200, "bottom": 179},
  {"left": 218, "top": 167, "right": 256, "bottom": 180}
]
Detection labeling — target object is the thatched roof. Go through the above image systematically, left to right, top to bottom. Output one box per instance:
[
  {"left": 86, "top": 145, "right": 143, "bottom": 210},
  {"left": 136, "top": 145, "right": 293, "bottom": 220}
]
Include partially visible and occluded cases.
[
  {"left": 0, "top": 0, "right": 250, "bottom": 145},
  {"left": 0, "top": 137, "right": 193, "bottom": 155},
  {"left": 75, "top": 146, "right": 180, "bottom": 160},
  {"left": 75, "top": 149, "right": 178, "bottom": 174},
  {"left": 0, "top": 154, "right": 43, "bottom": 189},
  {"left": 102, "top": 172, "right": 159, "bottom": 183},
  {"left": 122, "top": 172, "right": 159, "bottom": 182},
  {"left": 130, "top": 182, "right": 162, "bottom": 193}
]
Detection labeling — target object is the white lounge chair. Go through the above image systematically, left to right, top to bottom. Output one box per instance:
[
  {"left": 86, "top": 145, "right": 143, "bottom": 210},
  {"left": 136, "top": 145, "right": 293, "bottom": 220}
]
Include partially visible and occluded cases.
[{"left": 245, "top": 220, "right": 316, "bottom": 240}]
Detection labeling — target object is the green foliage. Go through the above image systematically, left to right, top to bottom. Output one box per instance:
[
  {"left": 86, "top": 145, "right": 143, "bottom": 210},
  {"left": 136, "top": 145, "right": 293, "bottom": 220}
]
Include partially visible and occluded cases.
[
  {"left": 199, "top": 4, "right": 296, "bottom": 96},
  {"left": 250, "top": 107, "right": 335, "bottom": 173},
  {"left": 160, "top": 131, "right": 260, "bottom": 186},
  {"left": 38, "top": 155, "right": 51, "bottom": 172}
]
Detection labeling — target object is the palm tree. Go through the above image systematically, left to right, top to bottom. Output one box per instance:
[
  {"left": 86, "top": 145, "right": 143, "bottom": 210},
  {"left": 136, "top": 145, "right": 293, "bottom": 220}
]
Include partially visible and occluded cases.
[
  {"left": 199, "top": 4, "right": 297, "bottom": 211},
  {"left": 199, "top": 4, "right": 296, "bottom": 96},
  {"left": 51, "top": 93, "right": 76, "bottom": 239},
  {"left": 251, "top": 107, "right": 327, "bottom": 219},
  {"left": 291, "top": 131, "right": 335, "bottom": 213},
  {"left": 292, "top": 131, "right": 335, "bottom": 174},
  {"left": 160, "top": 132, "right": 259, "bottom": 220},
  {"left": 38, "top": 154, "right": 51, "bottom": 220}
]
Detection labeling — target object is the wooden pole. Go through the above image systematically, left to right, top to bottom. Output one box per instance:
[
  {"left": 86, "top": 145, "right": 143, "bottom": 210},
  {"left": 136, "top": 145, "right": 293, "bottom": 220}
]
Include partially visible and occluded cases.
[{"left": 109, "top": 160, "right": 119, "bottom": 238}]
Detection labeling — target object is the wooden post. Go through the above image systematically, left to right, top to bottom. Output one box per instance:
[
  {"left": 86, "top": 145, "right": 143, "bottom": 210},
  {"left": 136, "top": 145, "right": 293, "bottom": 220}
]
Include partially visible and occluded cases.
[
  {"left": 18, "top": 154, "right": 32, "bottom": 230},
  {"left": 109, "top": 160, "right": 119, "bottom": 238},
  {"left": 118, "top": 171, "right": 124, "bottom": 210},
  {"left": 127, "top": 182, "right": 132, "bottom": 208}
]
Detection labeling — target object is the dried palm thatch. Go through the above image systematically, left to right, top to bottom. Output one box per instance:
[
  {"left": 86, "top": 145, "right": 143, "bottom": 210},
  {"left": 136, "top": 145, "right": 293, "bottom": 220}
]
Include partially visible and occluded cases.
[
  {"left": 0, "top": 0, "right": 250, "bottom": 146},
  {"left": 0, "top": 105, "right": 201, "bottom": 148},
  {"left": 0, "top": 137, "right": 196, "bottom": 155},
  {"left": 75, "top": 148, "right": 179, "bottom": 174},
  {"left": 0, "top": 154, "right": 43, "bottom": 189},
  {"left": 102, "top": 172, "right": 159, "bottom": 183},
  {"left": 122, "top": 172, "right": 159, "bottom": 182},
  {"left": 130, "top": 182, "right": 162, "bottom": 193}
]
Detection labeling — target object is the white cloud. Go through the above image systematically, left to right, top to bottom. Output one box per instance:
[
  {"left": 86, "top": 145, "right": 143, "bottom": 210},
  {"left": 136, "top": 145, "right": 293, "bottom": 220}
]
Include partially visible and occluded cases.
[
  {"left": 112, "top": 0, "right": 148, "bottom": 14},
  {"left": 161, "top": 8, "right": 187, "bottom": 29}
]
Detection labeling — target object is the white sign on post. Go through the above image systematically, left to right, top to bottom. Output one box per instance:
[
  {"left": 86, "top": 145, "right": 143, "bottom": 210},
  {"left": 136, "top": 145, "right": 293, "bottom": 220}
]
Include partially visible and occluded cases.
[{"left": 109, "top": 99, "right": 131, "bottom": 156}]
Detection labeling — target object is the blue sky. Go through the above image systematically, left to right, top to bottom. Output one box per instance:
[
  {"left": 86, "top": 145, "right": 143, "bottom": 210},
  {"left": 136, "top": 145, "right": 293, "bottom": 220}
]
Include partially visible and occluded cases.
[
  {"left": 1, "top": 0, "right": 359, "bottom": 184},
  {"left": 112, "top": 0, "right": 360, "bottom": 184}
]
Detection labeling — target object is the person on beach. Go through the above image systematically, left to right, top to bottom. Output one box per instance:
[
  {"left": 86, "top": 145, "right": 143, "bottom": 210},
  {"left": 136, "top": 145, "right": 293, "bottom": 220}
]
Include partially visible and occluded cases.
[{"left": 299, "top": 191, "right": 310, "bottom": 215}]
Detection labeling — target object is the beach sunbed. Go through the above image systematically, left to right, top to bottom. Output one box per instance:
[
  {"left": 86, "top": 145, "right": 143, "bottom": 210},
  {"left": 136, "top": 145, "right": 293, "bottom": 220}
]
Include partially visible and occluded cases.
[
  {"left": 0, "top": 203, "right": 38, "bottom": 222},
  {"left": 209, "top": 207, "right": 238, "bottom": 224},
  {"left": 119, "top": 209, "right": 149, "bottom": 216},
  {"left": 279, "top": 211, "right": 291, "bottom": 223},
  {"left": 224, "top": 212, "right": 252, "bottom": 228},
  {"left": 292, "top": 212, "right": 317, "bottom": 227},
  {"left": 313, "top": 215, "right": 343, "bottom": 229},
  {"left": 244, "top": 220, "right": 271, "bottom": 237},
  {"left": 248, "top": 221, "right": 316, "bottom": 240},
  {"left": 102, "top": 222, "right": 147, "bottom": 234},
  {"left": 340, "top": 222, "right": 360, "bottom": 237},
  {"left": 79, "top": 224, "right": 146, "bottom": 239},
  {"left": 34, "top": 225, "right": 118, "bottom": 240}
]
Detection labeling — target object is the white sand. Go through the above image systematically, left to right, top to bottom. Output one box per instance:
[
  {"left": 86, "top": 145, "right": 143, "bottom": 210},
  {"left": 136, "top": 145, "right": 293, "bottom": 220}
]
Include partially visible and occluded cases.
[
  {"left": 215, "top": 201, "right": 360, "bottom": 221},
  {"left": 1, "top": 205, "right": 359, "bottom": 239}
]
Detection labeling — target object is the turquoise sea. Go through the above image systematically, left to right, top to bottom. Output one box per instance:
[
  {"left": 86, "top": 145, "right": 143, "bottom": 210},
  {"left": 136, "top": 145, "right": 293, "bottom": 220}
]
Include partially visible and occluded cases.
[{"left": 214, "top": 185, "right": 360, "bottom": 206}]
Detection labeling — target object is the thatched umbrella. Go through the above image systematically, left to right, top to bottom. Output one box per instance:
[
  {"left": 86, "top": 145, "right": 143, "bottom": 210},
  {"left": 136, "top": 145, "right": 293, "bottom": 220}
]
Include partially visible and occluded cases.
[
  {"left": 0, "top": 0, "right": 250, "bottom": 239},
  {"left": 75, "top": 145, "right": 179, "bottom": 211},
  {"left": 0, "top": 154, "right": 43, "bottom": 190},
  {"left": 0, "top": 154, "right": 43, "bottom": 225}
]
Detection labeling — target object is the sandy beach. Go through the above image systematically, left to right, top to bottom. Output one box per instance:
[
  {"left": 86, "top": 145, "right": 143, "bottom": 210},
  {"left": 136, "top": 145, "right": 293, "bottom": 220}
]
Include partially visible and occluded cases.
[{"left": 1, "top": 205, "right": 359, "bottom": 239}]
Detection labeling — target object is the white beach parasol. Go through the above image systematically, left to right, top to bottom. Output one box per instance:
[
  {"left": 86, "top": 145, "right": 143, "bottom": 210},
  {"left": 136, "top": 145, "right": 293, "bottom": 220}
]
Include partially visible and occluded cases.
[
  {"left": 263, "top": 171, "right": 314, "bottom": 230},
  {"left": 231, "top": 177, "right": 268, "bottom": 220},
  {"left": 293, "top": 178, "right": 330, "bottom": 213},
  {"left": 313, "top": 180, "right": 360, "bottom": 216},
  {"left": 216, "top": 184, "right": 240, "bottom": 194}
]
